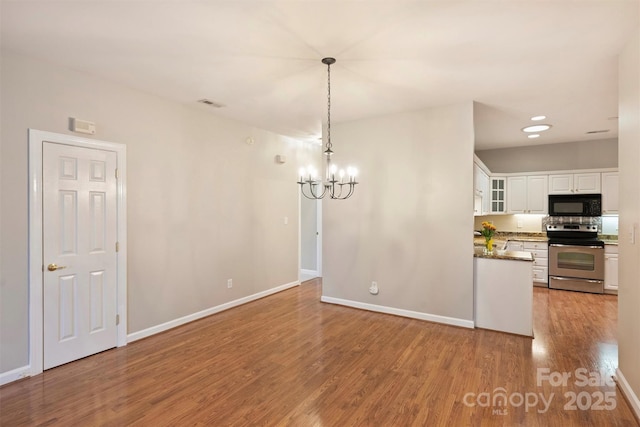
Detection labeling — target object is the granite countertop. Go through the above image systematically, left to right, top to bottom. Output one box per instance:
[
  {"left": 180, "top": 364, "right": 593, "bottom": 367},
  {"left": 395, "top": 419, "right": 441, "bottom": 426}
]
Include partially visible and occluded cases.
[
  {"left": 474, "top": 232, "right": 619, "bottom": 247},
  {"left": 473, "top": 247, "right": 534, "bottom": 262}
]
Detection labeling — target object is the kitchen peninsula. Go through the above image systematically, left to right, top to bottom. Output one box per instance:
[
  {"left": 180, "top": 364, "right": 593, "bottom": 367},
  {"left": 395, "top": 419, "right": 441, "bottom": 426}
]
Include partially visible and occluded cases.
[{"left": 474, "top": 248, "right": 534, "bottom": 337}]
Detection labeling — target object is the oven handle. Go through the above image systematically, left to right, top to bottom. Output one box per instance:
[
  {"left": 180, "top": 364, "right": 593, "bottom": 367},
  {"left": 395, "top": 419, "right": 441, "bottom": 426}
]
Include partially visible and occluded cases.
[
  {"left": 548, "top": 244, "right": 604, "bottom": 249},
  {"left": 549, "top": 276, "right": 604, "bottom": 284}
]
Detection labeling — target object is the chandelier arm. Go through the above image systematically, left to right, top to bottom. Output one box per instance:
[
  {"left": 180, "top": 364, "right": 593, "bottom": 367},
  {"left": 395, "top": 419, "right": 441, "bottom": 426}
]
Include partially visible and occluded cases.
[
  {"left": 309, "top": 182, "right": 328, "bottom": 199},
  {"left": 328, "top": 182, "right": 342, "bottom": 199},
  {"left": 333, "top": 183, "right": 356, "bottom": 200},
  {"left": 299, "top": 184, "right": 320, "bottom": 200}
]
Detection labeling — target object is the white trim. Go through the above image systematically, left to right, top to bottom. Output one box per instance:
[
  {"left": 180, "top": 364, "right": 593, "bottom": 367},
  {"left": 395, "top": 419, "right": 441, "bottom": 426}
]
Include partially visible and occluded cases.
[
  {"left": 28, "top": 129, "right": 127, "bottom": 377},
  {"left": 316, "top": 198, "right": 322, "bottom": 277},
  {"left": 300, "top": 270, "right": 318, "bottom": 282},
  {"left": 127, "top": 280, "right": 300, "bottom": 342},
  {"left": 320, "top": 296, "right": 475, "bottom": 329},
  {"left": 0, "top": 365, "right": 31, "bottom": 386},
  {"left": 615, "top": 368, "right": 640, "bottom": 421}
]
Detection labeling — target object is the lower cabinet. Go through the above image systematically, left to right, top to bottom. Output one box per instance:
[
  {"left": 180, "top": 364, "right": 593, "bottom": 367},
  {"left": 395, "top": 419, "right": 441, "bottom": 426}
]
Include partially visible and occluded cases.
[
  {"left": 505, "top": 240, "right": 549, "bottom": 287},
  {"left": 524, "top": 241, "right": 548, "bottom": 286},
  {"left": 604, "top": 245, "right": 619, "bottom": 293}
]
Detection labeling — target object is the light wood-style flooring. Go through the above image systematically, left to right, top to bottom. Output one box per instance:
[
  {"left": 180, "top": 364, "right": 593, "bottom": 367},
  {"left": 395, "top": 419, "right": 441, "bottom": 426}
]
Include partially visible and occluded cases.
[{"left": 1, "top": 279, "right": 638, "bottom": 426}]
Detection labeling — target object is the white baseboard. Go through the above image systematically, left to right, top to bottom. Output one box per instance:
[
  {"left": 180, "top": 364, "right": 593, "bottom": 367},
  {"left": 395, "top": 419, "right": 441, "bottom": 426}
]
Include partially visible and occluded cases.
[
  {"left": 300, "top": 269, "right": 319, "bottom": 282},
  {"left": 127, "top": 280, "right": 300, "bottom": 343},
  {"left": 320, "top": 296, "right": 475, "bottom": 329},
  {"left": 0, "top": 365, "right": 31, "bottom": 386},
  {"left": 615, "top": 368, "right": 640, "bottom": 421}
]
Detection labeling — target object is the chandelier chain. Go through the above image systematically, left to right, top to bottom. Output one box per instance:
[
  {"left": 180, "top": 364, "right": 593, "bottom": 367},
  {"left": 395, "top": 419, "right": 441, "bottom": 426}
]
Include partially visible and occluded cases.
[
  {"left": 297, "top": 57, "right": 357, "bottom": 200},
  {"left": 326, "top": 61, "right": 331, "bottom": 152}
]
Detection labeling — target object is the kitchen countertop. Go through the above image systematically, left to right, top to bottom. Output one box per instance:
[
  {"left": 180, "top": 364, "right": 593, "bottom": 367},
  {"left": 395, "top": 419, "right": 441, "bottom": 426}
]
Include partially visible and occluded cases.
[
  {"left": 475, "top": 235, "right": 618, "bottom": 247},
  {"left": 473, "top": 247, "right": 534, "bottom": 262}
]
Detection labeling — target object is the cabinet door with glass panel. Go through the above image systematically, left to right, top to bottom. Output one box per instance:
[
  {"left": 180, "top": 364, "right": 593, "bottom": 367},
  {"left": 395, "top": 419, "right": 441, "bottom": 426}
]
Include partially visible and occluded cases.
[{"left": 490, "top": 177, "right": 506, "bottom": 214}]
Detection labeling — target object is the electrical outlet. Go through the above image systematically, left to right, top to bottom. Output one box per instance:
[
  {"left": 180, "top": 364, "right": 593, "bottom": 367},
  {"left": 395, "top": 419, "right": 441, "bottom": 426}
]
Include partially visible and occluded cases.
[
  {"left": 517, "top": 219, "right": 523, "bottom": 228},
  {"left": 227, "top": 279, "right": 233, "bottom": 288},
  {"left": 369, "top": 281, "right": 379, "bottom": 295}
]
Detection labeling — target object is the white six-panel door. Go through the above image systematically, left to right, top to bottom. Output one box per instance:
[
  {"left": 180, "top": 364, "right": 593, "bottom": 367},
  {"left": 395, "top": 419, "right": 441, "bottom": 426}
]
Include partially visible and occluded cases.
[{"left": 43, "top": 142, "right": 118, "bottom": 369}]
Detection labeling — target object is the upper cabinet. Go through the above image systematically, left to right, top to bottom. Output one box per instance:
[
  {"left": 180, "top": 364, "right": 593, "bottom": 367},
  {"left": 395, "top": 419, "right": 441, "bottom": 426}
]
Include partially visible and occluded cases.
[
  {"left": 472, "top": 154, "right": 617, "bottom": 217},
  {"left": 474, "top": 162, "right": 490, "bottom": 216},
  {"left": 548, "top": 172, "right": 601, "bottom": 194},
  {"left": 601, "top": 172, "right": 619, "bottom": 215},
  {"left": 507, "top": 175, "right": 548, "bottom": 214},
  {"left": 490, "top": 177, "right": 506, "bottom": 214}
]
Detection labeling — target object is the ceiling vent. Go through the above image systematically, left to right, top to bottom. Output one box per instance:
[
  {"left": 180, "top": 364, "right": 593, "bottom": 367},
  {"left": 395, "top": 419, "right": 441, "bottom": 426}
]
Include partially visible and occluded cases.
[
  {"left": 197, "top": 99, "right": 225, "bottom": 108},
  {"left": 586, "top": 129, "right": 610, "bottom": 134}
]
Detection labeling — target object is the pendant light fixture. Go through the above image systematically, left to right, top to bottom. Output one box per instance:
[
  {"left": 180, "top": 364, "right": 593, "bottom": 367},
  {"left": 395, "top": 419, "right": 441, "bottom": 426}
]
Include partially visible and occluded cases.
[{"left": 298, "top": 57, "right": 358, "bottom": 200}]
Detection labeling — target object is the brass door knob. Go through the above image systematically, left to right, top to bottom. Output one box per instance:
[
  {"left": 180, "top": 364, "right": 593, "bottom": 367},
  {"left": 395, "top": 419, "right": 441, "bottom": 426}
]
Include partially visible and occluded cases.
[{"left": 47, "top": 263, "right": 67, "bottom": 272}]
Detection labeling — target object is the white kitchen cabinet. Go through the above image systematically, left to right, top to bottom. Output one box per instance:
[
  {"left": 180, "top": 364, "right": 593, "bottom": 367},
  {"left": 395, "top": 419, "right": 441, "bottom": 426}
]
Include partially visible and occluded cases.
[
  {"left": 473, "top": 163, "right": 490, "bottom": 215},
  {"left": 548, "top": 172, "right": 601, "bottom": 194},
  {"left": 602, "top": 172, "right": 619, "bottom": 215},
  {"left": 507, "top": 175, "right": 548, "bottom": 214},
  {"left": 490, "top": 177, "right": 506, "bottom": 214},
  {"left": 524, "top": 241, "right": 548, "bottom": 286},
  {"left": 604, "top": 244, "right": 618, "bottom": 293}
]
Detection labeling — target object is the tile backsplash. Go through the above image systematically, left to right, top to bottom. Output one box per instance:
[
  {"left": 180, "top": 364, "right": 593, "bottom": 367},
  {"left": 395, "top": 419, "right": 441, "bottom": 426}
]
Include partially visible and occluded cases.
[{"left": 475, "top": 214, "right": 619, "bottom": 236}]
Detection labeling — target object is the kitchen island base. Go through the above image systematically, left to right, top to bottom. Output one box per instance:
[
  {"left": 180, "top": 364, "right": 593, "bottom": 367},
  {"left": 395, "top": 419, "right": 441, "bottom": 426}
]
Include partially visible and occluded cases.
[{"left": 474, "top": 250, "right": 533, "bottom": 337}]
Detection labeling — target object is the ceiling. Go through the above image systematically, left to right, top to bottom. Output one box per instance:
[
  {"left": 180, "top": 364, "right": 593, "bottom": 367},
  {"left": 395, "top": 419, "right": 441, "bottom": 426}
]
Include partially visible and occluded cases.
[{"left": 1, "top": 1, "right": 638, "bottom": 150}]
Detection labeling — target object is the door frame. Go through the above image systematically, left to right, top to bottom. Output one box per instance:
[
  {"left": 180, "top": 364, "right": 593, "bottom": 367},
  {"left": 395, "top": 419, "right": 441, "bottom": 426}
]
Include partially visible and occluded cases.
[{"left": 28, "top": 129, "right": 127, "bottom": 376}]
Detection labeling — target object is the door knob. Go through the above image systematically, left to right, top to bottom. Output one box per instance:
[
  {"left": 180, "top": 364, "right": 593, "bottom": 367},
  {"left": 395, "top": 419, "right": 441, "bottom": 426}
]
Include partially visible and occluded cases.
[{"left": 47, "top": 263, "right": 67, "bottom": 272}]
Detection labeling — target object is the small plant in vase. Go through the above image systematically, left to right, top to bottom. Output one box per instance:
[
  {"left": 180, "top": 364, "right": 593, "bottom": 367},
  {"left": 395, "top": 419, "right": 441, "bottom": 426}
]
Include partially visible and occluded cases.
[{"left": 480, "top": 221, "right": 497, "bottom": 254}]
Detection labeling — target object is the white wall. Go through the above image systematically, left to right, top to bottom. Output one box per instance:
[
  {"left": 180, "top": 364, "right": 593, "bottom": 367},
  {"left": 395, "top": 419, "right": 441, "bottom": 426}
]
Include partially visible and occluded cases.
[
  {"left": 617, "top": 27, "right": 640, "bottom": 412},
  {"left": 0, "top": 51, "right": 316, "bottom": 374},
  {"left": 322, "top": 103, "right": 475, "bottom": 322},
  {"left": 476, "top": 138, "right": 618, "bottom": 173}
]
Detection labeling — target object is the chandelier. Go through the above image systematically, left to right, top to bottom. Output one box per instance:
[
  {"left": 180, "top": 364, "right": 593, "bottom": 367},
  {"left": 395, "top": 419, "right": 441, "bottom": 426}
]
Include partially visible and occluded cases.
[{"left": 298, "top": 57, "right": 358, "bottom": 200}]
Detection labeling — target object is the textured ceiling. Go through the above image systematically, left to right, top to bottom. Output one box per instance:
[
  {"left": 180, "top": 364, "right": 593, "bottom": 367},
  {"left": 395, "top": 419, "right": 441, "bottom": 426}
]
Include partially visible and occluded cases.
[{"left": 1, "top": 1, "right": 638, "bottom": 149}]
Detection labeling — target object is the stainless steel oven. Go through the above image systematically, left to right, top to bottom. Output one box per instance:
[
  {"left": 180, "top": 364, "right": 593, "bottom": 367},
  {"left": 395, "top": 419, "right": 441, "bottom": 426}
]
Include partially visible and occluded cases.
[
  {"left": 544, "top": 217, "right": 604, "bottom": 294},
  {"left": 548, "top": 243, "right": 604, "bottom": 293}
]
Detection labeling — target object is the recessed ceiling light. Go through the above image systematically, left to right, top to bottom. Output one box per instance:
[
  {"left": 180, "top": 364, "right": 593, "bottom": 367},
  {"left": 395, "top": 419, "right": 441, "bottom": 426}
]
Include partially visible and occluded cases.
[
  {"left": 531, "top": 115, "right": 546, "bottom": 121},
  {"left": 522, "top": 124, "right": 551, "bottom": 133},
  {"left": 528, "top": 134, "right": 540, "bottom": 139}
]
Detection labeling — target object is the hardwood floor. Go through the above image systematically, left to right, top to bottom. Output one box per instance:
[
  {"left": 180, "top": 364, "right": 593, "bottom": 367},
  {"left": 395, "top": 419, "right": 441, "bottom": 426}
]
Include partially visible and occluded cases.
[{"left": 1, "top": 279, "right": 638, "bottom": 426}]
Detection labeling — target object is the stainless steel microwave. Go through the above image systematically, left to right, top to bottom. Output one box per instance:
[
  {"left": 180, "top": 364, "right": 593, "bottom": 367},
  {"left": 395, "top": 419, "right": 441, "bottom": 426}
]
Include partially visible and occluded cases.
[{"left": 548, "top": 194, "right": 602, "bottom": 217}]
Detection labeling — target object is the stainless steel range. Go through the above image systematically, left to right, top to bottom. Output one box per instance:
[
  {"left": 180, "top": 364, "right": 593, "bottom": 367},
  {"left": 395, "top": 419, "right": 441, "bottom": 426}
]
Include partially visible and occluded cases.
[{"left": 544, "top": 216, "right": 604, "bottom": 294}]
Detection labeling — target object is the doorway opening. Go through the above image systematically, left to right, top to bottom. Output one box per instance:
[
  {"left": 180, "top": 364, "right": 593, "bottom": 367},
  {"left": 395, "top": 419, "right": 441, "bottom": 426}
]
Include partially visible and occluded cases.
[{"left": 300, "top": 196, "right": 322, "bottom": 282}]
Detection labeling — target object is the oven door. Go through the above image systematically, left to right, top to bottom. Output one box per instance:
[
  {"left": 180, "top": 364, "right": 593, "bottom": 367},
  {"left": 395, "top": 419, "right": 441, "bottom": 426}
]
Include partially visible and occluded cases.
[{"left": 548, "top": 244, "right": 604, "bottom": 281}]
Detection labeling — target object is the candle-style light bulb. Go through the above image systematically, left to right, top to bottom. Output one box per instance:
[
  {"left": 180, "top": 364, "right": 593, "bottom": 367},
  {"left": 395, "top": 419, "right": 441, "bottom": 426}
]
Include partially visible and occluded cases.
[
  {"left": 329, "top": 164, "right": 337, "bottom": 181},
  {"left": 299, "top": 167, "right": 306, "bottom": 182},
  {"left": 339, "top": 169, "right": 345, "bottom": 183}
]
